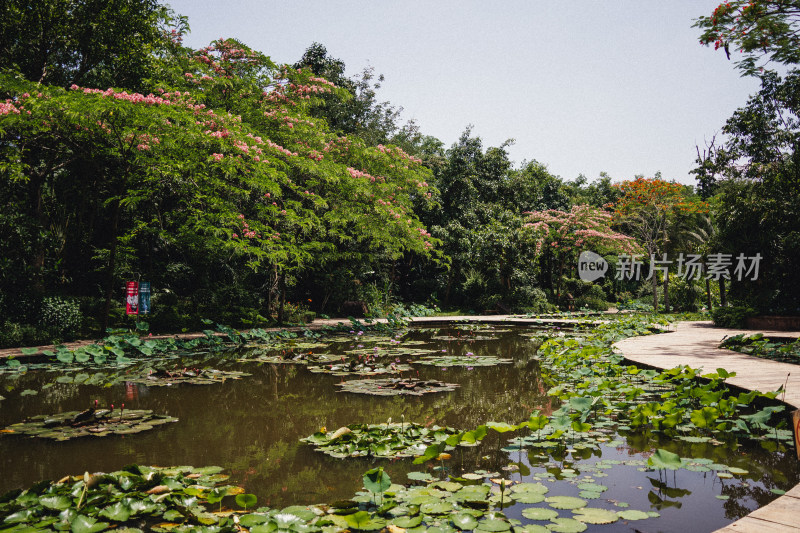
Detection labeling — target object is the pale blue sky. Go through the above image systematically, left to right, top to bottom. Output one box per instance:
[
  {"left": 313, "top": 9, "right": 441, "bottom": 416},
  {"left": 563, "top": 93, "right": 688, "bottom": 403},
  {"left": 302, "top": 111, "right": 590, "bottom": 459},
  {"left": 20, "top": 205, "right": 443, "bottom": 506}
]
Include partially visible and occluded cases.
[{"left": 166, "top": 1, "right": 760, "bottom": 185}]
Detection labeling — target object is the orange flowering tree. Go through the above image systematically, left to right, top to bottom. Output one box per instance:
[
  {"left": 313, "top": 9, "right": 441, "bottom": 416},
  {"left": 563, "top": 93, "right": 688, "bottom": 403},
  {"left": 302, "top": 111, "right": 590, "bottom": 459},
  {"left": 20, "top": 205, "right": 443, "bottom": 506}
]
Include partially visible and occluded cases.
[{"left": 613, "top": 177, "right": 708, "bottom": 310}]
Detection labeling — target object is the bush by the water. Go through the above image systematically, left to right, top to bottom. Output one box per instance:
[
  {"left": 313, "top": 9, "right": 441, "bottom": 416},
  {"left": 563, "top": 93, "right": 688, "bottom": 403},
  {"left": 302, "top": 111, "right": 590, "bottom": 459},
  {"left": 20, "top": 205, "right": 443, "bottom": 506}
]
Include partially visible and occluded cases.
[{"left": 712, "top": 305, "right": 757, "bottom": 328}]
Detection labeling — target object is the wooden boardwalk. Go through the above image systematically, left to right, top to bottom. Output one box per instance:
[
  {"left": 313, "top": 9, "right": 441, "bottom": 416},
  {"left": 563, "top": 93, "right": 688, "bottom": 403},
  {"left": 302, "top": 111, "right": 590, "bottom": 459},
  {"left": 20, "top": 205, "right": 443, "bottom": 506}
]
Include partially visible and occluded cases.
[{"left": 614, "top": 320, "right": 800, "bottom": 533}]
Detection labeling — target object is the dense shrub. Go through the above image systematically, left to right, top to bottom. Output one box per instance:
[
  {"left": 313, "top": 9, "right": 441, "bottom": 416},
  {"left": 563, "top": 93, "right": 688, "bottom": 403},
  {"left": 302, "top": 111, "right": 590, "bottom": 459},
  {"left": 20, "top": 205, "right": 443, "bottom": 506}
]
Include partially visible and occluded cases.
[
  {"left": 670, "top": 277, "right": 701, "bottom": 312},
  {"left": 516, "top": 287, "right": 556, "bottom": 314},
  {"left": 39, "top": 296, "right": 83, "bottom": 340},
  {"left": 575, "top": 296, "right": 610, "bottom": 311},
  {"left": 712, "top": 305, "right": 757, "bottom": 328},
  {"left": 0, "top": 321, "right": 24, "bottom": 348}
]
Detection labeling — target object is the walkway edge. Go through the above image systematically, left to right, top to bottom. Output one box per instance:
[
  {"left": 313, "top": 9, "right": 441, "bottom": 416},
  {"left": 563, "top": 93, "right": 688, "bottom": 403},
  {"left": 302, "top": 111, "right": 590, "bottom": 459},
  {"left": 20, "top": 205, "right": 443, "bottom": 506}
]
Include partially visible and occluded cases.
[{"left": 614, "top": 320, "right": 800, "bottom": 533}]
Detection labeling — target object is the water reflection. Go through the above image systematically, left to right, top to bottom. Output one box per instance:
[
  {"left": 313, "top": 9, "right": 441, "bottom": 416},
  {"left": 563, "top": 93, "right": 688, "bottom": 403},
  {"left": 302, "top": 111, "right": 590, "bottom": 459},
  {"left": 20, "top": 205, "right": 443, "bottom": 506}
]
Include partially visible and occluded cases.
[{"left": 0, "top": 325, "right": 797, "bottom": 532}]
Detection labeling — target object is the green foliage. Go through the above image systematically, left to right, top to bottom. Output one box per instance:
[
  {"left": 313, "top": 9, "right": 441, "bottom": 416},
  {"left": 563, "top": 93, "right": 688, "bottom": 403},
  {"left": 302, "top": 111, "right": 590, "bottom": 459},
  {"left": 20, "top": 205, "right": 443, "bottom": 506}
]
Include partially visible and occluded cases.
[
  {"left": 0, "top": 0, "right": 176, "bottom": 90},
  {"left": 695, "top": 1, "right": 800, "bottom": 76},
  {"left": 0, "top": 25, "right": 439, "bottom": 332},
  {"left": 692, "top": 69, "right": 800, "bottom": 313},
  {"left": 669, "top": 276, "right": 702, "bottom": 312},
  {"left": 39, "top": 296, "right": 83, "bottom": 339},
  {"left": 712, "top": 305, "right": 757, "bottom": 327},
  {"left": 721, "top": 333, "right": 800, "bottom": 364},
  {"left": 302, "top": 422, "right": 460, "bottom": 459}
]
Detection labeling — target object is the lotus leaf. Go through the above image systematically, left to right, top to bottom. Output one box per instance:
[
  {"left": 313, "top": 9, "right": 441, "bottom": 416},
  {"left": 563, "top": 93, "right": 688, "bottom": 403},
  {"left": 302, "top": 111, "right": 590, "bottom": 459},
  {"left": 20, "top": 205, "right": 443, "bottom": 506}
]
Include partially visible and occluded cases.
[
  {"left": 414, "top": 355, "right": 512, "bottom": 367},
  {"left": 308, "top": 360, "right": 412, "bottom": 376},
  {"left": 130, "top": 367, "right": 250, "bottom": 386},
  {"left": 337, "top": 378, "right": 459, "bottom": 396},
  {"left": 3, "top": 409, "right": 178, "bottom": 440},
  {"left": 301, "top": 422, "right": 459, "bottom": 459},
  {"left": 647, "top": 449, "right": 683, "bottom": 470},
  {"left": 363, "top": 468, "right": 391, "bottom": 494},
  {"left": 408, "top": 472, "right": 434, "bottom": 482},
  {"left": 431, "top": 481, "right": 462, "bottom": 492},
  {"left": 512, "top": 483, "right": 549, "bottom": 494},
  {"left": 575, "top": 483, "right": 606, "bottom": 493},
  {"left": 512, "top": 492, "right": 546, "bottom": 504},
  {"left": 545, "top": 497, "right": 587, "bottom": 510},
  {"left": 521, "top": 508, "right": 559, "bottom": 521},
  {"left": 571, "top": 508, "right": 618, "bottom": 524},
  {"left": 616, "top": 510, "right": 650, "bottom": 520},
  {"left": 343, "top": 511, "right": 385, "bottom": 530},
  {"left": 451, "top": 513, "right": 479, "bottom": 530},
  {"left": 390, "top": 515, "right": 423, "bottom": 528},
  {"left": 476, "top": 517, "right": 511, "bottom": 531},
  {"left": 545, "top": 517, "right": 587, "bottom": 532},
  {"left": 515, "top": 525, "right": 550, "bottom": 533}
]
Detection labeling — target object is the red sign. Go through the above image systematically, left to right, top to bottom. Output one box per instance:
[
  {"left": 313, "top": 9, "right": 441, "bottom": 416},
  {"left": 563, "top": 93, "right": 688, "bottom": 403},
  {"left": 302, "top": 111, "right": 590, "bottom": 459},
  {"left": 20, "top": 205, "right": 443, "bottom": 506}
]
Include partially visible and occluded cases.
[{"left": 126, "top": 281, "right": 139, "bottom": 315}]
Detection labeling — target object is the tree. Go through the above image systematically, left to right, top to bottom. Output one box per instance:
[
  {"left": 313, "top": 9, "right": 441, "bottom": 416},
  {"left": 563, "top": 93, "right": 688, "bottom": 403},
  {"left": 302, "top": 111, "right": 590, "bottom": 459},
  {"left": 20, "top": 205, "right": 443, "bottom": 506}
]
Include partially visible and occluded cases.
[
  {"left": 0, "top": 0, "right": 176, "bottom": 90},
  {"left": 695, "top": 0, "right": 800, "bottom": 75},
  {"left": 1, "top": 42, "right": 438, "bottom": 328},
  {"left": 293, "top": 42, "right": 404, "bottom": 146},
  {"left": 689, "top": 70, "right": 800, "bottom": 312},
  {"left": 413, "top": 130, "right": 573, "bottom": 311},
  {"left": 562, "top": 173, "right": 622, "bottom": 208},
  {"left": 613, "top": 177, "right": 708, "bottom": 311},
  {"left": 524, "top": 205, "right": 640, "bottom": 306}
]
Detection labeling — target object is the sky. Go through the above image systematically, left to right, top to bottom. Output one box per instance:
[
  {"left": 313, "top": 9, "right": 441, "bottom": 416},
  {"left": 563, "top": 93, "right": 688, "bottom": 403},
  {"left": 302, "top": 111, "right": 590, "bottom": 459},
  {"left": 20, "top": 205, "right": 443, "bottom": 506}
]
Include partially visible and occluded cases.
[{"left": 165, "top": 1, "right": 762, "bottom": 185}]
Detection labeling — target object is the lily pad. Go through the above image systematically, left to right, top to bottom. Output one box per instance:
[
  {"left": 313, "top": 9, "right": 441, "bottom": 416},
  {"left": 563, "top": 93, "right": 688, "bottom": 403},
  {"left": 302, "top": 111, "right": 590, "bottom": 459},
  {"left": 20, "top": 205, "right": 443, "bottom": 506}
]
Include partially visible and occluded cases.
[
  {"left": 414, "top": 355, "right": 512, "bottom": 367},
  {"left": 308, "top": 361, "right": 412, "bottom": 376},
  {"left": 127, "top": 367, "right": 251, "bottom": 386},
  {"left": 337, "top": 378, "right": 459, "bottom": 396},
  {"left": 3, "top": 409, "right": 178, "bottom": 440},
  {"left": 301, "top": 422, "right": 459, "bottom": 459},
  {"left": 575, "top": 483, "right": 606, "bottom": 493},
  {"left": 545, "top": 496, "right": 587, "bottom": 510},
  {"left": 521, "top": 508, "right": 559, "bottom": 521},
  {"left": 571, "top": 508, "right": 618, "bottom": 524},
  {"left": 616, "top": 510, "right": 650, "bottom": 521},
  {"left": 451, "top": 513, "right": 479, "bottom": 530},
  {"left": 476, "top": 517, "right": 511, "bottom": 532},
  {"left": 545, "top": 518, "right": 587, "bottom": 532}
]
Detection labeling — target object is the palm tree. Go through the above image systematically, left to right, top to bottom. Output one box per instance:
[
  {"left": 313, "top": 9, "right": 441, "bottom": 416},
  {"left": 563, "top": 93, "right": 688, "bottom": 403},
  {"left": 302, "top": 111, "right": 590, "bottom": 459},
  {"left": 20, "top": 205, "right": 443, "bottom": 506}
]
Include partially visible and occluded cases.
[{"left": 686, "top": 215, "right": 722, "bottom": 309}]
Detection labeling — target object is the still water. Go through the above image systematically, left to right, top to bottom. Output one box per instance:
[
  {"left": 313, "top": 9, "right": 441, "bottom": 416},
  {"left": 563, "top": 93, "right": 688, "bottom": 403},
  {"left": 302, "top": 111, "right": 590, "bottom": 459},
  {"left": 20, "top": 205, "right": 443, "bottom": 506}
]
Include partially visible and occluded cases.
[{"left": 1, "top": 325, "right": 797, "bottom": 532}]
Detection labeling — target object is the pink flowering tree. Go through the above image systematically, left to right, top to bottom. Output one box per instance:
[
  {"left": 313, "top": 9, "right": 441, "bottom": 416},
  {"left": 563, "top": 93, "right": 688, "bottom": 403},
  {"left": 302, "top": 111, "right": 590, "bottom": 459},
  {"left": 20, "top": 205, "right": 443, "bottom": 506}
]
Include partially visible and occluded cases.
[
  {"left": 0, "top": 36, "right": 439, "bottom": 325},
  {"left": 523, "top": 205, "right": 640, "bottom": 305}
]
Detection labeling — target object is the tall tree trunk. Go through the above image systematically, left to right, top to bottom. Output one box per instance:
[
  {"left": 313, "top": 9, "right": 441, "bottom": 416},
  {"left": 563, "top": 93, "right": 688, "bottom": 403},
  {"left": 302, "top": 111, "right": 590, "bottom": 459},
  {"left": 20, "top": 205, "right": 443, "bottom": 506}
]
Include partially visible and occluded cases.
[
  {"left": 31, "top": 176, "right": 47, "bottom": 298},
  {"left": 101, "top": 199, "right": 121, "bottom": 332},
  {"left": 556, "top": 259, "right": 564, "bottom": 308},
  {"left": 265, "top": 264, "right": 274, "bottom": 321},
  {"left": 277, "top": 272, "right": 286, "bottom": 324},
  {"left": 663, "top": 273, "right": 670, "bottom": 313},
  {"left": 652, "top": 274, "right": 659, "bottom": 312},
  {"left": 706, "top": 278, "right": 713, "bottom": 310},
  {"left": 719, "top": 278, "right": 727, "bottom": 307}
]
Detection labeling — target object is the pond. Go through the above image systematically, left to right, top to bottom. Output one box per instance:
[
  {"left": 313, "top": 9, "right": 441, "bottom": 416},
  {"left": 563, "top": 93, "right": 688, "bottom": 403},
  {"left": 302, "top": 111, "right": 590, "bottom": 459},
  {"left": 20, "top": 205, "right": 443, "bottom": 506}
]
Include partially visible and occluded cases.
[{"left": 0, "top": 322, "right": 798, "bottom": 533}]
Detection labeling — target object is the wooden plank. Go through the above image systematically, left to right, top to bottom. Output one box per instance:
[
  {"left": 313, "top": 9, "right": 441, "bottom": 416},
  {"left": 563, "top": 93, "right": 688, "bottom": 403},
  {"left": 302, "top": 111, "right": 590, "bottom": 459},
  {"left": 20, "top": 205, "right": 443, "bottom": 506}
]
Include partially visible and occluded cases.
[
  {"left": 794, "top": 409, "right": 800, "bottom": 461},
  {"left": 787, "top": 484, "right": 800, "bottom": 499},
  {"left": 749, "top": 495, "right": 800, "bottom": 524},
  {"left": 716, "top": 516, "right": 800, "bottom": 531}
]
